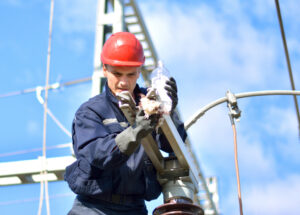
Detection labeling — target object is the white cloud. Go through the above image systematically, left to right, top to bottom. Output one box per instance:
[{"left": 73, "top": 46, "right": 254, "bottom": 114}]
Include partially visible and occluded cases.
[
  {"left": 3, "top": 0, "right": 22, "bottom": 6},
  {"left": 53, "top": 0, "right": 97, "bottom": 55},
  {"left": 55, "top": 0, "right": 97, "bottom": 33},
  {"left": 139, "top": 0, "right": 288, "bottom": 102},
  {"left": 235, "top": 0, "right": 274, "bottom": 22},
  {"left": 281, "top": 0, "right": 300, "bottom": 33},
  {"left": 67, "top": 37, "right": 87, "bottom": 54},
  {"left": 14, "top": 68, "right": 43, "bottom": 85},
  {"left": 261, "top": 106, "right": 300, "bottom": 164},
  {"left": 263, "top": 106, "right": 297, "bottom": 137},
  {"left": 26, "top": 120, "right": 40, "bottom": 135},
  {"left": 238, "top": 136, "right": 277, "bottom": 179},
  {"left": 221, "top": 174, "right": 300, "bottom": 215},
  {"left": 244, "top": 174, "right": 300, "bottom": 215}
]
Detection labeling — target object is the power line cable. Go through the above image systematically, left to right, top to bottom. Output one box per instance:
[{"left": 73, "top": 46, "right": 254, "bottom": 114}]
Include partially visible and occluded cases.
[
  {"left": 275, "top": 0, "right": 300, "bottom": 135},
  {"left": 0, "top": 76, "right": 92, "bottom": 99},
  {"left": 35, "top": 85, "right": 72, "bottom": 138},
  {"left": 185, "top": 90, "right": 300, "bottom": 131},
  {"left": 47, "top": 109, "right": 72, "bottom": 137},
  {"left": 0, "top": 143, "right": 72, "bottom": 158},
  {"left": 0, "top": 193, "right": 74, "bottom": 206}
]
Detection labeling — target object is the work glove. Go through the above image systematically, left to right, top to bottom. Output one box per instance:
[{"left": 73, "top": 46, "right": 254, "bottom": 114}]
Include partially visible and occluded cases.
[
  {"left": 165, "top": 77, "right": 178, "bottom": 113},
  {"left": 115, "top": 109, "right": 159, "bottom": 156}
]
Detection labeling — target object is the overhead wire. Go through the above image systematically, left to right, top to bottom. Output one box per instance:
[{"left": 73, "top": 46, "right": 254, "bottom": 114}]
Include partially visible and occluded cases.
[
  {"left": 38, "top": 0, "right": 54, "bottom": 215},
  {"left": 275, "top": 0, "right": 300, "bottom": 135},
  {"left": 0, "top": 76, "right": 92, "bottom": 99},
  {"left": 36, "top": 86, "right": 73, "bottom": 140},
  {"left": 185, "top": 90, "right": 300, "bottom": 131},
  {"left": 46, "top": 109, "right": 72, "bottom": 138},
  {"left": 0, "top": 143, "right": 72, "bottom": 158},
  {"left": 0, "top": 193, "right": 74, "bottom": 206}
]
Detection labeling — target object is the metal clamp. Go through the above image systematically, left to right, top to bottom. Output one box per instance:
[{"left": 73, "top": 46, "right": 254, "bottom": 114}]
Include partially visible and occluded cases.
[{"left": 226, "top": 90, "right": 241, "bottom": 123}]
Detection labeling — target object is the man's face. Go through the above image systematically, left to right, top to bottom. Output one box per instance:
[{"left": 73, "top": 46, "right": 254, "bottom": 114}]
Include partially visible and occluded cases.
[{"left": 103, "top": 64, "right": 141, "bottom": 96}]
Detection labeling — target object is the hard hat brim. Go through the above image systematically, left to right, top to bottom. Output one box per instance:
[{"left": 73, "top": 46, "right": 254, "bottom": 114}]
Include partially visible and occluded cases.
[{"left": 101, "top": 55, "right": 145, "bottom": 67}]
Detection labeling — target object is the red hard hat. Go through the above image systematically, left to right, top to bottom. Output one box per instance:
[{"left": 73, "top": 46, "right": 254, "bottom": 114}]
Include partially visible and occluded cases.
[{"left": 101, "top": 32, "right": 145, "bottom": 66}]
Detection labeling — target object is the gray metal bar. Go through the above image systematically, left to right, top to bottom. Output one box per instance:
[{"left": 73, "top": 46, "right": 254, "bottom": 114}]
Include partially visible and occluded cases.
[
  {"left": 160, "top": 115, "right": 199, "bottom": 190},
  {"left": 141, "top": 136, "right": 164, "bottom": 173}
]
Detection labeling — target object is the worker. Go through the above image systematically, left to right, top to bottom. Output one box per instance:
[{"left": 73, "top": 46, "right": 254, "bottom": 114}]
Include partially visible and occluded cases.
[{"left": 65, "top": 32, "right": 187, "bottom": 215}]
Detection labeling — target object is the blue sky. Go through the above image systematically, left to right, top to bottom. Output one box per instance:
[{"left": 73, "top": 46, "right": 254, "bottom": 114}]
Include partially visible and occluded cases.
[{"left": 0, "top": 0, "right": 300, "bottom": 214}]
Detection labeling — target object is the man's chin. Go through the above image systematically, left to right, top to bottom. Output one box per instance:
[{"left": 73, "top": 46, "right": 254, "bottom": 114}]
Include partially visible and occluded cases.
[
  {"left": 115, "top": 89, "right": 129, "bottom": 95},
  {"left": 118, "top": 89, "right": 129, "bottom": 93}
]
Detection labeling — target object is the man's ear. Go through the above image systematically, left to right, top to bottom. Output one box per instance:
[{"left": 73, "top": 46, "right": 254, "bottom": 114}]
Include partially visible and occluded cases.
[
  {"left": 103, "top": 64, "right": 108, "bottom": 77},
  {"left": 137, "top": 67, "right": 142, "bottom": 78}
]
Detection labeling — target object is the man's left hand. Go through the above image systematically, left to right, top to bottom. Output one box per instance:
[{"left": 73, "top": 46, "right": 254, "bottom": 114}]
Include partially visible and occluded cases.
[{"left": 165, "top": 77, "right": 178, "bottom": 112}]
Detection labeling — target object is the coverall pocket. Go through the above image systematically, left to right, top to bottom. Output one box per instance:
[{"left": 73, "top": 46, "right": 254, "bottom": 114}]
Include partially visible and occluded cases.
[{"left": 66, "top": 159, "right": 113, "bottom": 196}]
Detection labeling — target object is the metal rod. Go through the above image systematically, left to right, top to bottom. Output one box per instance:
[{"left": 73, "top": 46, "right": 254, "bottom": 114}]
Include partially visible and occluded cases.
[
  {"left": 275, "top": 0, "right": 300, "bottom": 134},
  {"left": 185, "top": 90, "right": 300, "bottom": 130}
]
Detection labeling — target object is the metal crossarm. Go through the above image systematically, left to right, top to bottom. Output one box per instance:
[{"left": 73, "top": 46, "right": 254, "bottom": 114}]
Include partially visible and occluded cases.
[{"left": 0, "top": 156, "right": 75, "bottom": 186}]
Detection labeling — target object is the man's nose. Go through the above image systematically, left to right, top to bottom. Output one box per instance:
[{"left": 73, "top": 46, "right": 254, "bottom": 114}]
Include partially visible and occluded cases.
[{"left": 119, "top": 76, "right": 129, "bottom": 86}]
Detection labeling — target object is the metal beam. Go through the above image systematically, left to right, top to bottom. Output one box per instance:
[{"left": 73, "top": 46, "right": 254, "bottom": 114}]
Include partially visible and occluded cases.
[
  {"left": 92, "top": 0, "right": 126, "bottom": 96},
  {"left": 160, "top": 115, "right": 199, "bottom": 190},
  {"left": 0, "top": 156, "right": 75, "bottom": 186}
]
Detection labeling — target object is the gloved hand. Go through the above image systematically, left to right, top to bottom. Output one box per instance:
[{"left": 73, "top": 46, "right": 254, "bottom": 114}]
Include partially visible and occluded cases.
[
  {"left": 165, "top": 77, "right": 178, "bottom": 112},
  {"left": 115, "top": 109, "right": 159, "bottom": 156},
  {"left": 133, "top": 109, "right": 159, "bottom": 138}
]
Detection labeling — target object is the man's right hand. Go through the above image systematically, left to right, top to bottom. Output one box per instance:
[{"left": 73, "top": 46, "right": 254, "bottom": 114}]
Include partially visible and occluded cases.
[{"left": 115, "top": 109, "right": 159, "bottom": 156}]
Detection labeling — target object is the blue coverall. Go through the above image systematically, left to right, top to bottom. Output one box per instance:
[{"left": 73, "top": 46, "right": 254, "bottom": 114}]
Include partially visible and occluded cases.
[{"left": 65, "top": 83, "right": 187, "bottom": 215}]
